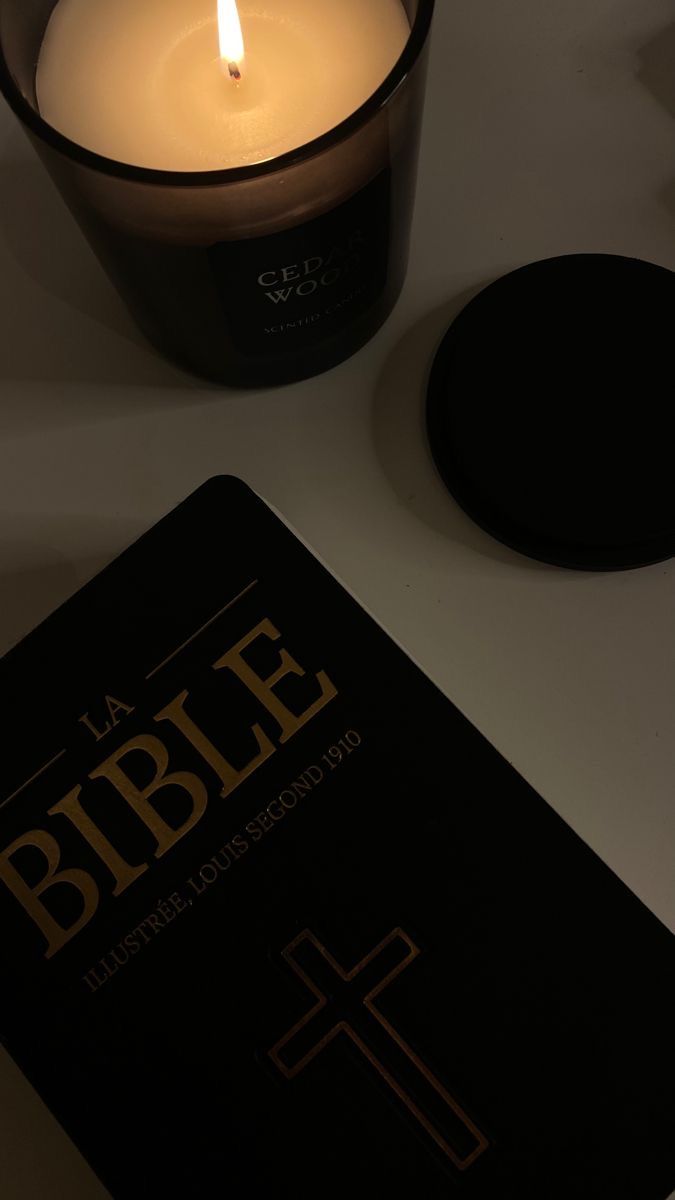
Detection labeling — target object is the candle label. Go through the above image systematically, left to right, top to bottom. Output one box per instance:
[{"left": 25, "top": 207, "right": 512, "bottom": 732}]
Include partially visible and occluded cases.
[{"left": 208, "top": 171, "right": 390, "bottom": 357}]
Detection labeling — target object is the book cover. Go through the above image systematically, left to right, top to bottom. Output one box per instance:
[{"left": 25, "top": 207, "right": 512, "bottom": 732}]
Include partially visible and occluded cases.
[{"left": 0, "top": 476, "right": 673, "bottom": 1199}]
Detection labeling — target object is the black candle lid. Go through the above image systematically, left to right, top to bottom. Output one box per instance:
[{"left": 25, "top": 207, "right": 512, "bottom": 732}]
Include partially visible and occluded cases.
[{"left": 426, "top": 254, "right": 675, "bottom": 571}]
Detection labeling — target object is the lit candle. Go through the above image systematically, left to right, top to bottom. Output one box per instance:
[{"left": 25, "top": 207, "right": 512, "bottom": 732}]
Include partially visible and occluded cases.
[
  {"left": 2, "top": 0, "right": 435, "bottom": 385},
  {"left": 36, "top": 0, "right": 410, "bottom": 172}
]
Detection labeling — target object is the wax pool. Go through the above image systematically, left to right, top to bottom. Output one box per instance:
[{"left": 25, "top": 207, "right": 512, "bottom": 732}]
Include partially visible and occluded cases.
[{"left": 36, "top": 0, "right": 410, "bottom": 172}]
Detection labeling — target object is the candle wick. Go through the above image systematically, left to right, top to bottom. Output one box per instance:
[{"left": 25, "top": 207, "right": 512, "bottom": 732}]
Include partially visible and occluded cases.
[{"left": 228, "top": 61, "right": 242, "bottom": 81}]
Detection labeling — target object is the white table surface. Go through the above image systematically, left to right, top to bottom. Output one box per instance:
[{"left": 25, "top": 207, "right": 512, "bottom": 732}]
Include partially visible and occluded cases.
[{"left": 1, "top": 1, "right": 674, "bottom": 1195}]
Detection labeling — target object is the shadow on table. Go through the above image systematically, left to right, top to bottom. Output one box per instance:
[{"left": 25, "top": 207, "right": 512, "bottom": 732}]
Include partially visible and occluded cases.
[
  {"left": 636, "top": 21, "right": 675, "bottom": 223},
  {"left": 636, "top": 21, "right": 675, "bottom": 120},
  {"left": 0, "top": 156, "right": 211, "bottom": 392},
  {"left": 660, "top": 177, "right": 675, "bottom": 222},
  {"left": 371, "top": 287, "right": 556, "bottom": 572},
  {"left": 0, "top": 515, "right": 141, "bottom": 653},
  {"left": 0, "top": 558, "right": 84, "bottom": 654},
  {"left": 0, "top": 1048, "right": 105, "bottom": 1200}
]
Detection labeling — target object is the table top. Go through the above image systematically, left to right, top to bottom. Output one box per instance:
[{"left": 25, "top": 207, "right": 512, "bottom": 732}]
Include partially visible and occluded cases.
[{"left": 1, "top": 1, "right": 674, "bottom": 1196}]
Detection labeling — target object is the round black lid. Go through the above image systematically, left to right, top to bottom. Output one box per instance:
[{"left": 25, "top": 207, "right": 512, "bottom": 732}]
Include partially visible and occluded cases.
[{"left": 426, "top": 254, "right": 675, "bottom": 570}]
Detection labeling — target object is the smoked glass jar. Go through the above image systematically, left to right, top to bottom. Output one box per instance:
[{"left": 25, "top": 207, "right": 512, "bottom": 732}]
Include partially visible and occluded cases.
[{"left": 0, "top": 0, "right": 435, "bottom": 386}]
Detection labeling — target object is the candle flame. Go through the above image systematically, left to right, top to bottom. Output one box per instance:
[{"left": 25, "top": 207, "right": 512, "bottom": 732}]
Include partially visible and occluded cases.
[{"left": 218, "top": 0, "right": 245, "bottom": 72}]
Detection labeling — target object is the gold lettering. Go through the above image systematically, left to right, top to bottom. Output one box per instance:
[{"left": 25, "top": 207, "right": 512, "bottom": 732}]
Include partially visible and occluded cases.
[
  {"left": 212, "top": 619, "right": 337, "bottom": 743},
  {"left": 155, "top": 689, "right": 275, "bottom": 799},
  {"left": 105, "top": 695, "right": 135, "bottom": 724},
  {"left": 79, "top": 696, "right": 135, "bottom": 743},
  {"left": 79, "top": 712, "right": 111, "bottom": 742},
  {"left": 90, "top": 735, "right": 208, "bottom": 858},
  {"left": 48, "top": 785, "right": 147, "bottom": 896},
  {"left": 0, "top": 830, "right": 99, "bottom": 958}
]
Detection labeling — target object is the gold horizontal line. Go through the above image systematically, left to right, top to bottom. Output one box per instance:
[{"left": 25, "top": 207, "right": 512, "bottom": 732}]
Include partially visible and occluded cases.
[
  {"left": 145, "top": 579, "right": 259, "bottom": 681},
  {"left": 0, "top": 582, "right": 258, "bottom": 811},
  {"left": 1, "top": 749, "right": 67, "bottom": 811}
]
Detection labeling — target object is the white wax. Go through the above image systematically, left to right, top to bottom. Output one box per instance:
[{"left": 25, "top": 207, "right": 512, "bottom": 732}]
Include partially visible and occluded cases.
[{"left": 36, "top": 0, "right": 410, "bottom": 172}]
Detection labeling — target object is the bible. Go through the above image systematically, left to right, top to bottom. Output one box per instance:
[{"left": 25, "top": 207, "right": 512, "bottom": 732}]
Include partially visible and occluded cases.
[{"left": 0, "top": 477, "right": 673, "bottom": 1198}]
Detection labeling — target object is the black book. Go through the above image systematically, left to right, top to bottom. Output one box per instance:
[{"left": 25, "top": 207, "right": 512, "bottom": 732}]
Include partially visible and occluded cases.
[{"left": 0, "top": 477, "right": 673, "bottom": 1199}]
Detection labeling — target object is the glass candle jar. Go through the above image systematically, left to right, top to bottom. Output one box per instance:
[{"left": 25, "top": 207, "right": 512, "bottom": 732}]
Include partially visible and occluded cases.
[{"left": 0, "top": 0, "right": 435, "bottom": 387}]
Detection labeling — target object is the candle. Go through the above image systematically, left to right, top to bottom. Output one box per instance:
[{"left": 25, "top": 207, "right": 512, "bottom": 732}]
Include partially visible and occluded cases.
[
  {"left": 1, "top": 0, "right": 435, "bottom": 386},
  {"left": 36, "top": 0, "right": 410, "bottom": 172}
]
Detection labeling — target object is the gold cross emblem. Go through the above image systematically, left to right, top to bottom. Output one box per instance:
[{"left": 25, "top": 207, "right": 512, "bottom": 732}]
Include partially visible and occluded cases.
[{"left": 269, "top": 928, "right": 489, "bottom": 1169}]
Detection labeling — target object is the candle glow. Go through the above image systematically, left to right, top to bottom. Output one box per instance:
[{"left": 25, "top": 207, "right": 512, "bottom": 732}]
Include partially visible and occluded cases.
[
  {"left": 36, "top": 0, "right": 410, "bottom": 171},
  {"left": 218, "top": 0, "right": 245, "bottom": 77}
]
